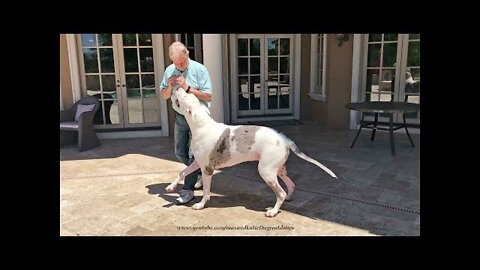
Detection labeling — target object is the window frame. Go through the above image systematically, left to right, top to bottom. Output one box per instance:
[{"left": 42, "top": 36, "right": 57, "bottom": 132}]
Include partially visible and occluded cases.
[{"left": 309, "top": 34, "right": 327, "bottom": 101}]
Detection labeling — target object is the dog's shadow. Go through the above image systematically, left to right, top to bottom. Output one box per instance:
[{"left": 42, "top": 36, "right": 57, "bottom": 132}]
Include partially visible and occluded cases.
[{"left": 146, "top": 181, "right": 276, "bottom": 213}]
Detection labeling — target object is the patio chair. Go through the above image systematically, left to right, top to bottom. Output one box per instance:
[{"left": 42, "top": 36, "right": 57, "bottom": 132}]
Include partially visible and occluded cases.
[{"left": 60, "top": 95, "right": 101, "bottom": 151}]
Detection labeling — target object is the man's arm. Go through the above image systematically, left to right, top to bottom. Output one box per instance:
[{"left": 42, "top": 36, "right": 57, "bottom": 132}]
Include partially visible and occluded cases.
[
  {"left": 161, "top": 75, "right": 177, "bottom": 100},
  {"left": 161, "top": 84, "right": 173, "bottom": 99},
  {"left": 189, "top": 87, "right": 212, "bottom": 102}
]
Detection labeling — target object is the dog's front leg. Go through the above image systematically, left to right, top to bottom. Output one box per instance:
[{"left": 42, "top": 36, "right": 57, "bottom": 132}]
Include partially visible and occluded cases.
[
  {"left": 165, "top": 161, "right": 200, "bottom": 192},
  {"left": 192, "top": 172, "right": 212, "bottom": 210}
]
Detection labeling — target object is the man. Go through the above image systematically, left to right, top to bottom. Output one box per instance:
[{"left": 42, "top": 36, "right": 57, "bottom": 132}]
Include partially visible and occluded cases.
[{"left": 160, "top": 41, "right": 213, "bottom": 204}]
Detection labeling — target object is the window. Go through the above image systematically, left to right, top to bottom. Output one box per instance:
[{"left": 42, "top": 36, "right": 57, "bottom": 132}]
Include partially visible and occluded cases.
[
  {"left": 177, "top": 34, "right": 203, "bottom": 63},
  {"left": 309, "top": 34, "right": 327, "bottom": 101}
]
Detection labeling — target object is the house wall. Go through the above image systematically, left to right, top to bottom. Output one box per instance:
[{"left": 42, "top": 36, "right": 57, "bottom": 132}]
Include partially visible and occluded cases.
[
  {"left": 60, "top": 34, "right": 74, "bottom": 108},
  {"left": 299, "top": 34, "right": 353, "bottom": 129},
  {"left": 325, "top": 34, "right": 353, "bottom": 129}
]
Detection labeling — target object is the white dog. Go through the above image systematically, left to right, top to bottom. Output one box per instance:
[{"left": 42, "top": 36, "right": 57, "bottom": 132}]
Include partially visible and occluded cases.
[{"left": 165, "top": 88, "right": 337, "bottom": 217}]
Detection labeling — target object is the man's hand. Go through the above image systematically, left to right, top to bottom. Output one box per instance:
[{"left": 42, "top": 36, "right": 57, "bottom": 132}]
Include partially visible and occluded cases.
[
  {"left": 168, "top": 75, "right": 178, "bottom": 87},
  {"left": 176, "top": 76, "right": 188, "bottom": 89}
]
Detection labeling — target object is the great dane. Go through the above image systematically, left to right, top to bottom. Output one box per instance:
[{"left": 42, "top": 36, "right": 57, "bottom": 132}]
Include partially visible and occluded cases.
[{"left": 165, "top": 88, "right": 337, "bottom": 217}]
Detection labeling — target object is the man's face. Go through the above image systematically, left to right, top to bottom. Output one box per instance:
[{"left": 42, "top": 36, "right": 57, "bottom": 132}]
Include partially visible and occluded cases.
[{"left": 173, "top": 56, "right": 188, "bottom": 72}]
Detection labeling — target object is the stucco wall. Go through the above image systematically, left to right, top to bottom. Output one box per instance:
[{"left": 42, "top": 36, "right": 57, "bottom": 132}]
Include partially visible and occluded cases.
[
  {"left": 60, "top": 34, "right": 74, "bottom": 108},
  {"left": 299, "top": 34, "right": 352, "bottom": 129},
  {"left": 325, "top": 34, "right": 353, "bottom": 129}
]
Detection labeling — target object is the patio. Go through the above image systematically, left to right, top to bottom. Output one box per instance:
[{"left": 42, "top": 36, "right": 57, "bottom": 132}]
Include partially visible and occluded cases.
[{"left": 60, "top": 122, "right": 420, "bottom": 236}]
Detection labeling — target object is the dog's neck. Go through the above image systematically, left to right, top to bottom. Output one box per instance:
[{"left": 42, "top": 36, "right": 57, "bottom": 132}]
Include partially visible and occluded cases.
[{"left": 184, "top": 106, "right": 216, "bottom": 128}]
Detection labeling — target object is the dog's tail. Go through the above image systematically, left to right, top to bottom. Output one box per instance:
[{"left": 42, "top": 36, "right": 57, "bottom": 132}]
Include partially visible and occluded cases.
[{"left": 288, "top": 140, "right": 338, "bottom": 179}]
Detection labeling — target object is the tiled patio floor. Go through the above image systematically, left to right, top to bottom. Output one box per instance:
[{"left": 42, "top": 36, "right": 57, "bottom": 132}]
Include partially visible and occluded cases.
[{"left": 60, "top": 122, "right": 420, "bottom": 236}]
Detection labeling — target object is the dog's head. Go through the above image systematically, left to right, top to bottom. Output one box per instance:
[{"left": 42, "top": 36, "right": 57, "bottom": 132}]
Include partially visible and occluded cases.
[{"left": 176, "top": 87, "right": 205, "bottom": 122}]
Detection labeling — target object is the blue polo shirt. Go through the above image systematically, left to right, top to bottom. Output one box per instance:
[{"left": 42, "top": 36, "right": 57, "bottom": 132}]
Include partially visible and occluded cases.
[{"left": 160, "top": 58, "right": 212, "bottom": 115}]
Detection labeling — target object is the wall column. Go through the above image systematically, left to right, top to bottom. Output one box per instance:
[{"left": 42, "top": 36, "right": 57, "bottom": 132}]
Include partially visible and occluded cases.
[{"left": 202, "top": 34, "right": 224, "bottom": 122}]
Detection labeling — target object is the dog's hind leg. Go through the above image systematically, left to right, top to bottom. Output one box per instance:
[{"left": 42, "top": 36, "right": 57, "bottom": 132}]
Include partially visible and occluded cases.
[
  {"left": 258, "top": 160, "right": 287, "bottom": 217},
  {"left": 165, "top": 161, "right": 200, "bottom": 193},
  {"left": 278, "top": 165, "right": 295, "bottom": 201},
  {"left": 192, "top": 172, "right": 212, "bottom": 210}
]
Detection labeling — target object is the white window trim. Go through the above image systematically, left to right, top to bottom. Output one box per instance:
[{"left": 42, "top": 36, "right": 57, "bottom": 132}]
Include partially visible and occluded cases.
[
  {"left": 66, "top": 34, "right": 81, "bottom": 102},
  {"left": 309, "top": 34, "right": 327, "bottom": 101},
  {"left": 349, "top": 34, "right": 362, "bottom": 129}
]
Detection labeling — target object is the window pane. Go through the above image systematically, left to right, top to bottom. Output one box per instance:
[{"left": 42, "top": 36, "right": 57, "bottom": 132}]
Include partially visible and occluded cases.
[
  {"left": 409, "top": 33, "right": 420, "bottom": 40},
  {"left": 81, "top": 34, "right": 96, "bottom": 46},
  {"left": 98, "top": 34, "right": 112, "bottom": 46},
  {"left": 123, "top": 34, "right": 137, "bottom": 46},
  {"left": 138, "top": 34, "right": 152, "bottom": 46},
  {"left": 186, "top": 34, "right": 195, "bottom": 47},
  {"left": 369, "top": 34, "right": 382, "bottom": 42},
  {"left": 384, "top": 34, "right": 398, "bottom": 41},
  {"left": 267, "top": 38, "right": 278, "bottom": 56},
  {"left": 280, "top": 38, "right": 290, "bottom": 55},
  {"left": 238, "top": 39, "right": 247, "bottom": 56},
  {"left": 250, "top": 39, "right": 260, "bottom": 56},
  {"left": 407, "top": 41, "right": 420, "bottom": 66},
  {"left": 383, "top": 43, "right": 397, "bottom": 67},
  {"left": 367, "top": 44, "right": 381, "bottom": 67},
  {"left": 83, "top": 48, "right": 98, "bottom": 73},
  {"left": 99, "top": 48, "right": 114, "bottom": 73},
  {"left": 124, "top": 48, "right": 139, "bottom": 72},
  {"left": 140, "top": 48, "right": 154, "bottom": 72},
  {"left": 268, "top": 57, "right": 278, "bottom": 74},
  {"left": 280, "top": 57, "right": 289, "bottom": 73},
  {"left": 238, "top": 58, "right": 248, "bottom": 75},
  {"left": 250, "top": 58, "right": 260, "bottom": 74},
  {"left": 405, "top": 68, "right": 420, "bottom": 94},
  {"left": 366, "top": 69, "right": 380, "bottom": 95},
  {"left": 380, "top": 69, "right": 394, "bottom": 92},
  {"left": 126, "top": 74, "right": 140, "bottom": 90},
  {"left": 142, "top": 74, "right": 155, "bottom": 89},
  {"left": 86, "top": 75, "right": 100, "bottom": 91},
  {"left": 101, "top": 75, "right": 116, "bottom": 92},
  {"left": 238, "top": 76, "right": 248, "bottom": 94},
  {"left": 250, "top": 76, "right": 260, "bottom": 93},
  {"left": 251, "top": 76, "right": 261, "bottom": 110},
  {"left": 268, "top": 93, "right": 278, "bottom": 109},
  {"left": 279, "top": 93, "right": 289, "bottom": 109},
  {"left": 239, "top": 94, "right": 249, "bottom": 110},
  {"left": 144, "top": 95, "right": 159, "bottom": 123}
]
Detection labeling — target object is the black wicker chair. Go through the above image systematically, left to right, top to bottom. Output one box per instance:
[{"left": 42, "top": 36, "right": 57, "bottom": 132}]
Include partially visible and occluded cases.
[{"left": 60, "top": 95, "right": 101, "bottom": 151}]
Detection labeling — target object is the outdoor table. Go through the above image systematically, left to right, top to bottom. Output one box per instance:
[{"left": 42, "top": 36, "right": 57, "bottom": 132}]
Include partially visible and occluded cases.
[{"left": 346, "top": 101, "right": 420, "bottom": 156}]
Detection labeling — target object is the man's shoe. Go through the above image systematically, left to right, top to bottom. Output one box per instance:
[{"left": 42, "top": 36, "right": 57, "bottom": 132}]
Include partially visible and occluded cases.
[
  {"left": 194, "top": 175, "right": 203, "bottom": 189},
  {"left": 176, "top": 190, "right": 194, "bottom": 204}
]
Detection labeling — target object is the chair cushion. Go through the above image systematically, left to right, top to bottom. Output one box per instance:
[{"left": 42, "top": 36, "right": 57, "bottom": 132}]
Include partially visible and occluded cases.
[{"left": 74, "top": 104, "right": 95, "bottom": 122}]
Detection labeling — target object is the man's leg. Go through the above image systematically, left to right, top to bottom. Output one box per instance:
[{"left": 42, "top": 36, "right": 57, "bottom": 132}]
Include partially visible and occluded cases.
[
  {"left": 174, "top": 113, "right": 196, "bottom": 204},
  {"left": 184, "top": 149, "right": 201, "bottom": 191}
]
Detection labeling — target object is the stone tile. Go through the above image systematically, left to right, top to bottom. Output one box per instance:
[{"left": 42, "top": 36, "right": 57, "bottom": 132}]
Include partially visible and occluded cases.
[{"left": 60, "top": 124, "right": 419, "bottom": 236}]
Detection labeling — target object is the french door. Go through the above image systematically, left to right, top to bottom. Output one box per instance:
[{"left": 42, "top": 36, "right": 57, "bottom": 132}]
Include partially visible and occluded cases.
[
  {"left": 77, "top": 34, "right": 163, "bottom": 129},
  {"left": 232, "top": 34, "right": 294, "bottom": 119},
  {"left": 361, "top": 34, "right": 420, "bottom": 124}
]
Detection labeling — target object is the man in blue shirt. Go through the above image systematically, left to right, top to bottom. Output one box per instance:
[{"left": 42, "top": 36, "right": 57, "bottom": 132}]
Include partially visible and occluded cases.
[{"left": 160, "top": 41, "right": 213, "bottom": 204}]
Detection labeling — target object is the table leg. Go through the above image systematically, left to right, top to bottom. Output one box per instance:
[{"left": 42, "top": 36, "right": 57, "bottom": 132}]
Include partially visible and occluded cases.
[
  {"left": 350, "top": 112, "right": 365, "bottom": 148},
  {"left": 370, "top": 113, "right": 378, "bottom": 141},
  {"left": 389, "top": 113, "right": 396, "bottom": 156},
  {"left": 403, "top": 113, "right": 415, "bottom": 148}
]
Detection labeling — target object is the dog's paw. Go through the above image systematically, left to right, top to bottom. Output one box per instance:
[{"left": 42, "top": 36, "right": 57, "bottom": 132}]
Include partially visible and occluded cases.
[
  {"left": 192, "top": 202, "right": 205, "bottom": 210},
  {"left": 265, "top": 209, "right": 278, "bottom": 217}
]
